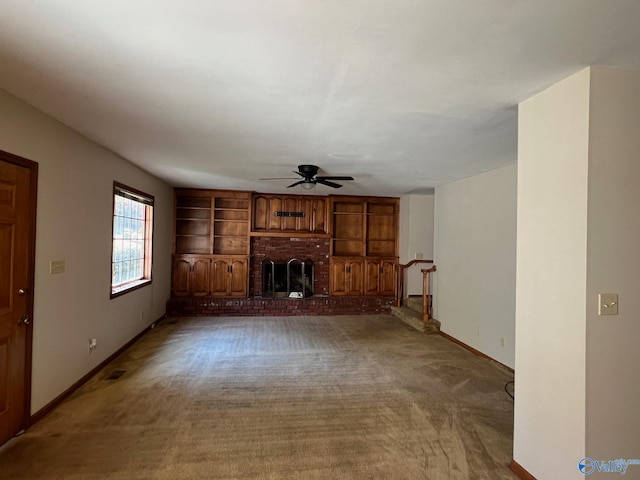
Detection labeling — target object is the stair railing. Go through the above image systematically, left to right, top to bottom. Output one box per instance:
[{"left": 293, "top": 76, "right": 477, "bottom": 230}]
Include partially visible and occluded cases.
[
  {"left": 395, "top": 260, "right": 436, "bottom": 324},
  {"left": 420, "top": 266, "right": 436, "bottom": 324}
]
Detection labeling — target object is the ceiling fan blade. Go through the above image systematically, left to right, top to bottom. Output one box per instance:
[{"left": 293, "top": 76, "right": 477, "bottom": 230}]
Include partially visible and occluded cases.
[
  {"left": 316, "top": 176, "right": 354, "bottom": 181},
  {"left": 259, "top": 177, "right": 298, "bottom": 180},
  {"left": 316, "top": 178, "right": 343, "bottom": 188},
  {"left": 287, "top": 180, "right": 307, "bottom": 188}
]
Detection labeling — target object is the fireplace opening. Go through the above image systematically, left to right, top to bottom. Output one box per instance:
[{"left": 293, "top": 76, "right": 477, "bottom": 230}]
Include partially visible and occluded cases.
[{"left": 262, "top": 259, "right": 313, "bottom": 298}]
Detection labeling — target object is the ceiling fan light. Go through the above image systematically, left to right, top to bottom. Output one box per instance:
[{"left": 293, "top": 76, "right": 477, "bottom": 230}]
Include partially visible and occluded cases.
[{"left": 301, "top": 181, "right": 315, "bottom": 190}]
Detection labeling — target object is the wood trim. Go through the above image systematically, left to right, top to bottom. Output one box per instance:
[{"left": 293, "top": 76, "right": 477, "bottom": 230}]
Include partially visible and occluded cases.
[
  {"left": 0, "top": 149, "right": 38, "bottom": 438},
  {"left": 250, "top": 231, "right": 330, "bottom": 238},
  {"left": 29, "top": 314, "right": 166, "bottom": 426},
  {"left": 439, "top": 331, "right": 515, "bottom": 374},
  {"left": 510, "top": 460, "right": 537, "bottom": 480}
]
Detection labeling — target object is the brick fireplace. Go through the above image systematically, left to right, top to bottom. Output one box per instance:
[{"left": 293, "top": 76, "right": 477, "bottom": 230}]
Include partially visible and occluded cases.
[{"left": 249, "top": 236, "right": 330, "bottom": 297}]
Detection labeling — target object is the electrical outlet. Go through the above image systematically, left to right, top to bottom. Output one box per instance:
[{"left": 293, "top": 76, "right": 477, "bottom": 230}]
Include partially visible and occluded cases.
[
  {"left": 414, "top": 252, "right": 424, "bottom": 260},
  {"left": 50, "top": 260, "right": 65, "bottom": 274},
  {"left": 599, "top": 293, "right": 618, "bottom": 315},
  {"left": 500, "top": 337, "right": 505, "bottom": 348},
  {"left": 88, "top": 338, "right": 97, "bottom": 353}
]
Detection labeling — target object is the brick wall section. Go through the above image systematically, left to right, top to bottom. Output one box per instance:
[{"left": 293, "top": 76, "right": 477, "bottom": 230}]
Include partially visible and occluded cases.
[
  {"left": 250, "top": 236, "right": 331, "bottom": 296},
  {"left": 167, "top": 296, "right": 394, "bottom": 316}
]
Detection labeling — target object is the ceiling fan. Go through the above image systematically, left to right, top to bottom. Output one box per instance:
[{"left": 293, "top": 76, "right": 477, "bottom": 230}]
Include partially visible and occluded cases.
[{"left": 260, "top": 164, "right": 354, "bottom": 190}]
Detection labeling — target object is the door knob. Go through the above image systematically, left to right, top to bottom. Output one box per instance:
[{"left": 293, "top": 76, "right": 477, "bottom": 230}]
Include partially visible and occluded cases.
[
  {"left": 18, "top": 288, "right": 28, "bottom": 295},
  {"left": 18, "top": 316, "right": 30, "bottom": 326}
]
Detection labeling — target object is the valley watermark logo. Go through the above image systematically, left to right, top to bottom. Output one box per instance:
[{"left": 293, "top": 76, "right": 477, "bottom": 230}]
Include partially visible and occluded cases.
[{"left": 578, "top": 457, "right": 640, "bottom": 475}]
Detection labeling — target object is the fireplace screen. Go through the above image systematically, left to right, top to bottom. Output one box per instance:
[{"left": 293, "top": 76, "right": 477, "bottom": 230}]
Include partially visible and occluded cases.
[{"left": 262, "top": 259, "right": 313, "bottom": 298}]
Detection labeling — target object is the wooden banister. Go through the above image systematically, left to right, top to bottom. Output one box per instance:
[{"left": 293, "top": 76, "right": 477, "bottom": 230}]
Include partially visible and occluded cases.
[
  {"left": 395, "top": 259, "right": 434, "bottom": 307},
  {"left": 395, "top": 260, "right": 436, "bottom": 327},
  {"left": 421, "top": 266, "right": 436, "bottom": 325}
]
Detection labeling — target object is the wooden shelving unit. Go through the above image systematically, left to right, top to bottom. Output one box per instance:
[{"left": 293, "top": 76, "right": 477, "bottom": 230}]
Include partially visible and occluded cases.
[
  {"left": 172, "top": 189, "right": 250, "bottom": 298},
  {"left": 329, "top": 196, "right": 399, "bottom": 296}
]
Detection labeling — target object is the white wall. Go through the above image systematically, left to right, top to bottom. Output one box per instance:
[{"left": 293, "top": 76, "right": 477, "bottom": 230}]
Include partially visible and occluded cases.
[
  {"left": 585, "top": 67, "right": 640, "bottom": 464},
  {"left": 514, "top": 68, "right": 591, "bottom": 479},
  {"left": 0, "top": 89, "right": 173, "bottom": 414},
  {"left": 433, "top": 164, "right": 516, "bottom": 368},
  {"left": 399, "top": 194, "right": 434, "bottom": 295}
]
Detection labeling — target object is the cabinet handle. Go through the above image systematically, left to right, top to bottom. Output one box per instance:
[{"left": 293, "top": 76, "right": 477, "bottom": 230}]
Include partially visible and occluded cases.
[{"left": 228, "top": 265, "right": 232, "bottom": 273}]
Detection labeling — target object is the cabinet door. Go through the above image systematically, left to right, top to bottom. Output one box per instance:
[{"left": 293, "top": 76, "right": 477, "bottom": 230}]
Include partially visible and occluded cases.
[
  {"left": 253, "top": 195, "right": 269, "bottom": 231},
  {"left": 268, "top": 196, "right": 282, "bottom": 230},
  {"left": 280, "top": 197, "right": 298, "bottom": 231},
  {"left": 297, "top": 197, "right": 311, "bottom": 231},
  {"left": 310, "top": 197, "right": 327, "bottom": 233},
  {"left": 172, "top": 257, "right": 192, "bottom": 297},
  {"left": 191, "top": 258, "right": 211, "bottom": 296},
  {"left": 211, "top": 258, "right": 231, "bottom": 296},
  {"left": 229, "top": 258, "right": 248, "bottom": 297},
  {"left": 329, "top": 258, "right": 349, "bottom": 296},
  {"left": 330, "top": 258, "right": 363, "bottom": 296},
  {"left": 364, "top": 258, "right": 396, "bottom": 296},
  {"left": 378, "top": 258, "right": 396, "bottom": 296},
  {"left": 347, "top": 259, "right": 364, "bottom": 296},
  {"left": 364, "top": 260, "right": 381, "bottom": 296}
]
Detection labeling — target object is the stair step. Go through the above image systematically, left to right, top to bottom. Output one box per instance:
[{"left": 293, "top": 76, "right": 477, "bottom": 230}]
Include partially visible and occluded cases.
[
  {"left": 405, "top": 296, "right": 425, "bottom": 314},
  {"left": 390, "top": 306, "right": 440, "bottom": 334}
]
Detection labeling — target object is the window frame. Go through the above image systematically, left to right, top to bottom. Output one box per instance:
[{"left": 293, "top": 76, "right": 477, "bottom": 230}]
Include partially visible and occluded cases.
[{"left": 110, "top": 181, "right": 154, "bottom": 298}]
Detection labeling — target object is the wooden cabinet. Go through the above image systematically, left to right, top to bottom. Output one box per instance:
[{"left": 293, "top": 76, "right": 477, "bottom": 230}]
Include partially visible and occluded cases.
[
  {"left": 173, "top": 189, "right": 250, "bottom": 298},
  {"left": 252, "top": 194, "right": 327, "bottom": 234},
  {"left": 329, "top": 196, "right": 398, "bottom": 297},
  {"left": 172, "top": 256, "right": 211, "bottom": 297},
  {"left": 210, "top": 257, "right": 248, "bottom": 297},
  {"left": 329, "top": 257, "right": 364, "bottom": 296},
  {"left": 330, "top": 257, "right": 395, "bottom": 297},
  {"left": 364, "top": 258, "right": 396, "bottom": 296}
]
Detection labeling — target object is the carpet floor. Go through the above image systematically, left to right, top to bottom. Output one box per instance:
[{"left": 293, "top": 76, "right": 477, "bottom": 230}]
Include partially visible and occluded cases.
[{"left": 0, "top": 315, "right": 517, "bottom": 479}]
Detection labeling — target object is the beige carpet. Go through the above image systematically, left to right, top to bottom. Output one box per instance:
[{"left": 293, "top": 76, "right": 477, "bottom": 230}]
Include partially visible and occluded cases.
[{"left": 0, "top": 315, "right": 517, "bottom": 479}]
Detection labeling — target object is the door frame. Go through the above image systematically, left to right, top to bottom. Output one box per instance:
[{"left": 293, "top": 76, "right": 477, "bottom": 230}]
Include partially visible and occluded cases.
[{"left": 0, "top": 149, "right": 38, "bottom": 432}]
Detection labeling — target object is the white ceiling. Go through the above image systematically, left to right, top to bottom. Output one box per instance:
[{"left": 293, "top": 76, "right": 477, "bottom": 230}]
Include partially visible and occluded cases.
[{"left": 1, "top": 1, "right": 640, "bottom": 196}]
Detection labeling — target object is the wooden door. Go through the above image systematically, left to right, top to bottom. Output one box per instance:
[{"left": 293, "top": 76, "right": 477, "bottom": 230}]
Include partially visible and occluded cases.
[{"left": 0, "top": 156, "right": 36, "bottom": 446}]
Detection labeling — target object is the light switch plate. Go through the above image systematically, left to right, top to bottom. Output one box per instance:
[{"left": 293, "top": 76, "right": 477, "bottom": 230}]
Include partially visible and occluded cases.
[
  {"left": 50, "top": 260, "right": 65, "bottom": 274},
  {"left": 598, "top": 293, "right": 618, "bottom": 315}
]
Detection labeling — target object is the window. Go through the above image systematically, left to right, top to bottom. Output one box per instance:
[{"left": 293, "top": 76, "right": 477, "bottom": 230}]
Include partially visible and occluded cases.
[{"left": 111, "top": 182, "right": 154, "bottom": 297}]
